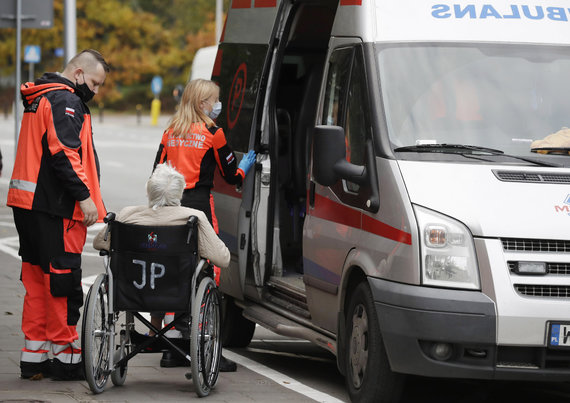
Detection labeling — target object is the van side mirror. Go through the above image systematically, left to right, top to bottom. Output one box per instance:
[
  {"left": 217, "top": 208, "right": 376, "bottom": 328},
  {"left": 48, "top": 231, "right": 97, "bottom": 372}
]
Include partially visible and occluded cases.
[{"left": 312, "top": 125, "right": 367, "bottom": 186}]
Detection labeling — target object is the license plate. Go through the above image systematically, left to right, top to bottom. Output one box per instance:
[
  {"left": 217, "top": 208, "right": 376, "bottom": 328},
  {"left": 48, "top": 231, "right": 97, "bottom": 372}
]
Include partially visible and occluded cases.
[{"left": 548, "top": 322, "right": 570, "bottom": 348}]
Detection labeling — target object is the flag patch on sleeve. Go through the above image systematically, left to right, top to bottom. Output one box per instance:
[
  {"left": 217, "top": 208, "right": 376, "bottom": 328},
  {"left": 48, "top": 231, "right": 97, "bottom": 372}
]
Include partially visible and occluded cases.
[
  {"left": 65, "top": 107, "right": 75, "bottom": 117},
  {"left": 226, "top": 153, "right": 235, "bottom": 164}
]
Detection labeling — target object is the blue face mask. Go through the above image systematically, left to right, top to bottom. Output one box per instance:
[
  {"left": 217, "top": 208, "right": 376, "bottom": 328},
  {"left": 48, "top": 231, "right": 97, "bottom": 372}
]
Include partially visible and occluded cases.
[{"left": 207, "top": 101, "right": 222, "bottom": 119}]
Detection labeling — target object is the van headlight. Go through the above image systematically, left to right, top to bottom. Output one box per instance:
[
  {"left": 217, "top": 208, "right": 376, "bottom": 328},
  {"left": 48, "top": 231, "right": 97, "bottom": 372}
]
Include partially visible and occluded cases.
[{"left": 414, "top": 205, "right": 480, "bottom": 290}]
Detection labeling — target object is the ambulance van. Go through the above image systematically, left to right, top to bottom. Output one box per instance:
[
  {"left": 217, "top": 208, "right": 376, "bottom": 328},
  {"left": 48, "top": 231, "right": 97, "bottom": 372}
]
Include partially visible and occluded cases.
[{"left": 210, "top": 0, "right": 570, "bottom": 401}]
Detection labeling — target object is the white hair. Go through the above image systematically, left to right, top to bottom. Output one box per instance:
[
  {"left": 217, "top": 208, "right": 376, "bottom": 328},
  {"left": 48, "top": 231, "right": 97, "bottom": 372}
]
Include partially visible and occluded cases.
[{"left": 147, "top": 163, "right": 185, "bottom": 209}]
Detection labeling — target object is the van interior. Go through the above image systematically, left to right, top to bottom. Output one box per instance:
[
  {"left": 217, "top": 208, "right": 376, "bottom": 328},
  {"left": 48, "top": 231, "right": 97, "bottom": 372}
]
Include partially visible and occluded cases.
[{"left": 260, "top": 2, "right": 337, "bottom": 313}]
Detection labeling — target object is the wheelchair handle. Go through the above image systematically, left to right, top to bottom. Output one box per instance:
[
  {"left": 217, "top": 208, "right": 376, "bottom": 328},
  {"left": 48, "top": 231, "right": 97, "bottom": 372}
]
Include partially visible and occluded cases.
[
  {"left": 104, "top": 212, "right": 116, "bottom": 224},
  {"left": 186, "top": 215, "right": 198, "bottom": 244}
]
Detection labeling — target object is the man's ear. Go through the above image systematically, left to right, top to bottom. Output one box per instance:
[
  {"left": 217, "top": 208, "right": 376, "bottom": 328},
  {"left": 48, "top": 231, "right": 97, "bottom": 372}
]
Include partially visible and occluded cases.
[{"left": 73, "top": 68, "right": 83, "bottom": 83}]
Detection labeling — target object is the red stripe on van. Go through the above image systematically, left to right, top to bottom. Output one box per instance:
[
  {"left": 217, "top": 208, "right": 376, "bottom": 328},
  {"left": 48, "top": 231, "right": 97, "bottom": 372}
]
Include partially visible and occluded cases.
[
  {"left": 232, "top": 0, "right": 251, "bottom": 8},
  {"left": 254, "top": 0, "right": 276, "bottom": 6},
  {"left": 340, "top": 0, "right": 362, "bottom": 5},
  {"left": 212, "top": 49, "right": 223, "bottom": 77},
  {"left": 313, "top": 193, "right": 361, "bottom": 228},
  {"left": 313, "top": 194, "right": 412, "bottom": 245},
  {"left": 362, "top": 214, "right": 412, "bottom": 245}
]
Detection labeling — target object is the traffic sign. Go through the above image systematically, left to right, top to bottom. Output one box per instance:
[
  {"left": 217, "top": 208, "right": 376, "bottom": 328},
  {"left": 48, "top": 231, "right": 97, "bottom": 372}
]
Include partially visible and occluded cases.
[
  {"left": 0, "top": 0, "right": 53, "bottom": 29},
  {"left": 24, "top": 45, "right": 41, "bottom": 64},
  {"left": 151, "top": 76, "right": 163, "bottom": 96}
]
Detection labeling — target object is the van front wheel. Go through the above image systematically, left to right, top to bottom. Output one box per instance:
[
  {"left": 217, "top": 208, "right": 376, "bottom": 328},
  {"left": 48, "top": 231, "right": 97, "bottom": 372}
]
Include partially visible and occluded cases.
[{"left": 345, "top": 281, "right": 403, "bottom": 403}]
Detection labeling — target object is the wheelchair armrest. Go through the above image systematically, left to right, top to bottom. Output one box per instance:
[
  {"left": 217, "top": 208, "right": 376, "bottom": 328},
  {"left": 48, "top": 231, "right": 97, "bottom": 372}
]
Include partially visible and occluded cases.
[{"left": 99, "top": 250, "right": 109, "bottom": 256}]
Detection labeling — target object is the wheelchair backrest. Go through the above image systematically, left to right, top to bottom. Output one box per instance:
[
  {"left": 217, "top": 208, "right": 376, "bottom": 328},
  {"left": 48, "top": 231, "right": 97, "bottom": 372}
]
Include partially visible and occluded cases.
[{"left": 109, "top": 218, "right": 198, "bottom": 312}]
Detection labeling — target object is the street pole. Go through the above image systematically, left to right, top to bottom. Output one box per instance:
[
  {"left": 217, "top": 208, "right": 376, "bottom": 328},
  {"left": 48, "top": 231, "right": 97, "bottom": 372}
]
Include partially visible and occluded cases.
[
  {"left": 14, "top": 0, "right": 22, "bottom": 154},
  {"left": 64, "top": 0, "right": 76, "bottom": 65},
  {"left": 215, "top": 0, "right": 222, "bottom": 44},
  {"left": 28, "top": 62, "right": 34, "bottom": 82}
]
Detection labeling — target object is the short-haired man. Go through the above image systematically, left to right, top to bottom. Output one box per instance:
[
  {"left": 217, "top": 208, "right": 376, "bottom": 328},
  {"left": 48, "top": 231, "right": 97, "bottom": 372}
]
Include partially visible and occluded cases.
[{"left": 8, "top": 49, "right": 109, "bottom": 380}]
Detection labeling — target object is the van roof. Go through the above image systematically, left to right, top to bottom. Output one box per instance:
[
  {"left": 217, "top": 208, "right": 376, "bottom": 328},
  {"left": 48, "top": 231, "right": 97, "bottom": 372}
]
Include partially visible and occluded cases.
[{"left": 333, "top": 1, "right": 570, "bottom": 45}]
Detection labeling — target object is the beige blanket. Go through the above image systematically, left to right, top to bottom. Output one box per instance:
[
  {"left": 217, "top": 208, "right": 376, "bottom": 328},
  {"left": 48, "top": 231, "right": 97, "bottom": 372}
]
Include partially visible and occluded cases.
[{"left": 531, "top": 127, "right": 570, "bottom": 152}]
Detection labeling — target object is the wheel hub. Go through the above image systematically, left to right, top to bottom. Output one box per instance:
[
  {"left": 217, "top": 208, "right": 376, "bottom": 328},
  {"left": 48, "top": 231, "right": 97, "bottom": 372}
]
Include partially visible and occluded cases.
[{"left": 349, "top": 304, "right": 368, "bottom": 388}]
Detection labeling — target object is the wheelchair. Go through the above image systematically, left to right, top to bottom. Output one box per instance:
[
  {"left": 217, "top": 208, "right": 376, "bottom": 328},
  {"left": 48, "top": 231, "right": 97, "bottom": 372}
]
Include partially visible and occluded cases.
[{"left": 81, "top": 212, "right": 221, "bottom": 397}]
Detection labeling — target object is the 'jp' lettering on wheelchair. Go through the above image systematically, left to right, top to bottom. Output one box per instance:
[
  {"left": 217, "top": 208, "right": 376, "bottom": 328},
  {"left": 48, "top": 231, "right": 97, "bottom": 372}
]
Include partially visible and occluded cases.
[{"left": 132, "top": 259, "right": 166, "bottom": 290}]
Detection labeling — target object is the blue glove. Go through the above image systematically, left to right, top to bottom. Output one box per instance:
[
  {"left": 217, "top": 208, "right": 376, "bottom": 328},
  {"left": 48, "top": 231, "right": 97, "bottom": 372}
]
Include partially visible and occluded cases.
[{"left": 238, "top": 149, "right": 256, "bottom": 176}]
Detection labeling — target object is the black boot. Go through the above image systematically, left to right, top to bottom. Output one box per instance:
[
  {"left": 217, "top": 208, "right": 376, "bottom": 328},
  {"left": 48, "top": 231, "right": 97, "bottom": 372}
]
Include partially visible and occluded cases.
[
  {"left": 160, "top": 350, "right": 190, "bottom": 367},
  {"left": 219, "top": 355, "right": 237, "bottom": 372},
  {"left": 50, "top": 359, "right": 84, "bottom": 381},
  {"left": 20, "top": 360, "right": 51, "bottom": 380}
]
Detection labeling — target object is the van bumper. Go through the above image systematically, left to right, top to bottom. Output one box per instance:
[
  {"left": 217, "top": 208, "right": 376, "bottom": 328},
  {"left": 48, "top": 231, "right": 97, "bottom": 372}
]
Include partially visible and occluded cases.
[{"left": 369, "top": 277, "right": 570, "bottom": 381}]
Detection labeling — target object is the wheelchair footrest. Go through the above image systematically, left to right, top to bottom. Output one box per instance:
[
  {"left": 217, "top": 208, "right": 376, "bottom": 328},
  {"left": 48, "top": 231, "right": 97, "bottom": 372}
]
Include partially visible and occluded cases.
[{"left": 130, "top": 330, "right": 190, "bottom": 354}]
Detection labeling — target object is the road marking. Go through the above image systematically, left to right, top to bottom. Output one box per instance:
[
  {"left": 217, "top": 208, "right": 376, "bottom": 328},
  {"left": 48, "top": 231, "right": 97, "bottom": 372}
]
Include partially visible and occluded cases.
[
  {"left": 0, "top": 237, "right": 20, "bottom": 259},
  {"left": 222, "top": 350, "right": 346, "bottom": 403}
]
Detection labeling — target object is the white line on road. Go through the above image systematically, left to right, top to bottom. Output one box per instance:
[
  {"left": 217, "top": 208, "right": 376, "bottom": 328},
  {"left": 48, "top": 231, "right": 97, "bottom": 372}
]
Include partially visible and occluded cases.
[{"left": 222, "top": 350, "right": 346, "bottom": 403}]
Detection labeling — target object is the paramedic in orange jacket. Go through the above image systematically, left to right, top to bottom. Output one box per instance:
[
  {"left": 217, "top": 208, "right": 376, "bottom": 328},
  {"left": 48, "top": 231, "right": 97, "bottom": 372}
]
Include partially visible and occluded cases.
[
  {"left": 7, "top": 49, "right": 109, "bottom": 381},
  {"left": 152, "top": 79, "right": 255, "bottom": 371},
  {"left": 153, "top": 79, "right": 256, "bottom": 226}
]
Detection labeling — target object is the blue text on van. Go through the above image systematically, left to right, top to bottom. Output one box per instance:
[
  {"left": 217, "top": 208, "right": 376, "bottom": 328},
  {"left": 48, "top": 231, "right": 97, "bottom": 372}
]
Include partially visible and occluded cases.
[{"left": 432, "top": 4, "right": 570, "bottom": 21}]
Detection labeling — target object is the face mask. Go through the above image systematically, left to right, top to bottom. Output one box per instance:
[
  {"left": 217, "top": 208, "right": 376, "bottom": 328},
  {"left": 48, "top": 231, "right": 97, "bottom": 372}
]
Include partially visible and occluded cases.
[
  {"left": 75, "top": 74, "right": 95, "bottom": 103},
  {"left": 208, "top": 101, "right": 222, "bottom": 119}
]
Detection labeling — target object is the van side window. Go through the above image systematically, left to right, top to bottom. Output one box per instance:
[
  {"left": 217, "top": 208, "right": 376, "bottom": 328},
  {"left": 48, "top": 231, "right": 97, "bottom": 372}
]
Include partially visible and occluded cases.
[
  {"left": 322, "top": 48, "right": 353, "bottom": 127},
  {"left": 344, "top": 49, "right": 371, "bottom": 192}
]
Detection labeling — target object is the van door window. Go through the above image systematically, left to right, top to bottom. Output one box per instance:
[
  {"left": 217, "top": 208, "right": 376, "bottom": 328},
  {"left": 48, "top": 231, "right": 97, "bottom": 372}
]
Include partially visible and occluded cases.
[
  {"left": 321, "top": 46, "right": 374, "bottom": 207},
  {"left": 321, "top": 48, "right": 353, "bottom": 127},
  {"left": 344, "top": 49, "right": 371, "bottom": 193}
]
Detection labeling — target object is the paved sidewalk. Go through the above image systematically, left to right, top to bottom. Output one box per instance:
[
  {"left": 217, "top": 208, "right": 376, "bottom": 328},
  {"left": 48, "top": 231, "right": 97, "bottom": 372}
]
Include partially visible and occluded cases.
[{"left": 0, "top": 114, "right": 324, "bottom": 403}]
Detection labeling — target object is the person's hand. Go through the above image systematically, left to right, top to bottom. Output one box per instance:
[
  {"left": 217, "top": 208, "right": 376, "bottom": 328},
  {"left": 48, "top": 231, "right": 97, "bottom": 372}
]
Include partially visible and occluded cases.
[
  {"left": 238, "top": 149, "right": 256, "bottom": 176},
  {"left": 79, "top": 197, "right": 98, "bottom": 227}
]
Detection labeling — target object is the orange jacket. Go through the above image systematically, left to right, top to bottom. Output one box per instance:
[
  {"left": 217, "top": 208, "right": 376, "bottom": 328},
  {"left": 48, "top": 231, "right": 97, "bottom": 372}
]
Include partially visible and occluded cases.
[
  {"left": 7, "top": 73, "right": 106, "bottom": 222},
  {"left": 153, "top": 123, "right": 244, "bottom": 190}
]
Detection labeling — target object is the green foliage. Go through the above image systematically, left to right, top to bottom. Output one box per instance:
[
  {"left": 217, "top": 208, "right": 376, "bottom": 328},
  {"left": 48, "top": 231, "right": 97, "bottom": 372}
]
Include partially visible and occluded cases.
[{"left": 0, "top": 0, "right": 229, "bottom": 110}]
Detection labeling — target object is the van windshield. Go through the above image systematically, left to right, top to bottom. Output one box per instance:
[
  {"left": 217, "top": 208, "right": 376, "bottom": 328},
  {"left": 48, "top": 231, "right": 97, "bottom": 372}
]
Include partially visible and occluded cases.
[{"left": 378, "top": 44, "right": 570, "bottom": 165}]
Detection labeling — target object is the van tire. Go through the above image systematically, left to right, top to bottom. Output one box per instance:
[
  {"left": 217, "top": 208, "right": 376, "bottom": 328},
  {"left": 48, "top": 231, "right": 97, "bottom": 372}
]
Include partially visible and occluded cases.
[
  {"left": 345, "top": 281, "right": 403, "bottom": 403},
  {"left": 221, "top": 296, "right": 256, "bottom": 347}
]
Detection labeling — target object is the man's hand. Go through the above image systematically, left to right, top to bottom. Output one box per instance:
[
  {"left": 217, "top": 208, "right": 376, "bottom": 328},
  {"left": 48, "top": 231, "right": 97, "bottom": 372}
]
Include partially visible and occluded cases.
[{"left": 79, "top": 198, "right": 98, "bottom": 227}]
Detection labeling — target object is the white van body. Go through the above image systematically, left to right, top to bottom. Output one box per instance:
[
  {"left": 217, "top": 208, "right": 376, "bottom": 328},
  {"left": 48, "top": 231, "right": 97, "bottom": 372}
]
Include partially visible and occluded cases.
[
  {"left": 210, "top": 1, "right": 570, "bottom": 401},
  {"left": 190, "top": 45, "right": 218, "bottom": 81}
]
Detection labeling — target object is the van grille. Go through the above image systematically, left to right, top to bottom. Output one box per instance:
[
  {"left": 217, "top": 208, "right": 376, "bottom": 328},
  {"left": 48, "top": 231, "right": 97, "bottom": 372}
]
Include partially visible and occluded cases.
[
  {"left": 494, "top": 170, "right": 570, "bottom": 184},
  {"left": 502, "top": 238, "right": 570, "bottom": 253},
  {"left": 508, "top": 262, "right": 570, "bottom": 275},
  {"left": 515, "top": 285, "right": 570, "bottom": 298}
]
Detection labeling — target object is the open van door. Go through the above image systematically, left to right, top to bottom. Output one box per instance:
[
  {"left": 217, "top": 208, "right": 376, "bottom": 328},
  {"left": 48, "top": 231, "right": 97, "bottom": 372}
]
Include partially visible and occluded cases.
[{"left": 211, "top": 0, "right": 286, "bottom": 301}]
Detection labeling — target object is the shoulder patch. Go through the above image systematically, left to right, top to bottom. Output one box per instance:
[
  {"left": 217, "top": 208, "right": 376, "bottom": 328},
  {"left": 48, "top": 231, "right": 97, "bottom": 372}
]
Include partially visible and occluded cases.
[{"left": 65, "top": 107, "right": 76, "bottom": 118}]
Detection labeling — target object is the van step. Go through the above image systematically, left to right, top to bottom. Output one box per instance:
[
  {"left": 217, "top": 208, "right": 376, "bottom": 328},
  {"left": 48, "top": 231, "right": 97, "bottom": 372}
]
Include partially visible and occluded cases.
[
  {"left": 266, "top": 276, "right": 310, "bottom": 317},
  {"left": 241, "top": 303, "right": 337, "bottom": 355}
]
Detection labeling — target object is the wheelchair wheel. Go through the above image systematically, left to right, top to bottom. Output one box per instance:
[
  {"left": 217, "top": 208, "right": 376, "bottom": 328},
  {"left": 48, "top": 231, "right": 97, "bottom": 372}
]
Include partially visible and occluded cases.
[
  {"left": 82, "top": 273, "right": 112, "bottom": 394},
  {"left": 191, "top": 277, "right": 222, "bottom": 397},
  {"left": 111, "top": 329, "right": 128, "bottom": 386}
]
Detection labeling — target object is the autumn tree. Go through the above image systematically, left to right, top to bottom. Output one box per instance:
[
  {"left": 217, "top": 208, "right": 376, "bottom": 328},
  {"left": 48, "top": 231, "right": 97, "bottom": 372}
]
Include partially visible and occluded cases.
[{"left": 0, "top": 0, "right": 227, "bottom": 109}]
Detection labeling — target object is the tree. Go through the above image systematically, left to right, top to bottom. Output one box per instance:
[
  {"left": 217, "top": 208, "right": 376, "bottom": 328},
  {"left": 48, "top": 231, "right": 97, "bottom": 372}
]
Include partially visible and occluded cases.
[{"left": 0, "top": 0, "right": 227, "bottom": 109}]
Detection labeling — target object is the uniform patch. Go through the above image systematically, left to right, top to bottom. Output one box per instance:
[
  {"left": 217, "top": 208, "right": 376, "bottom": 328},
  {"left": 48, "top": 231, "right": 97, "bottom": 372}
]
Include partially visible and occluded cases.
[
  {"left": 65, "top": 107, "right": 75, "bottom": 117},
  {"left": 226, "top": 153, "right": 235, "bottom": 164}
]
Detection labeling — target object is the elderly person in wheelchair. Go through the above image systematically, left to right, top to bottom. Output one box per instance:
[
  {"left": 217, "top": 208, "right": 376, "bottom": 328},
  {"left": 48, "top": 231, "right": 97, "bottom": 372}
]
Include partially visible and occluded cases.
[{"left": 86, "top": 163, "right": 232, "bottom": 396}]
